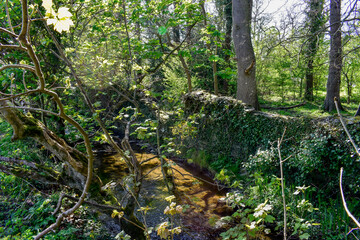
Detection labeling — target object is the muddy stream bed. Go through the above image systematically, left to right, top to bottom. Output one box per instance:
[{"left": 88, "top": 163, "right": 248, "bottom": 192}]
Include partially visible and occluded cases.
[{"left": 95, "top": 152, "right": 274, "bottom": 240}]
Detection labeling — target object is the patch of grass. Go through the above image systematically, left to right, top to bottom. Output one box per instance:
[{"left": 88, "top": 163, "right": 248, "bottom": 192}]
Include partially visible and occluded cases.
[{"left": 260, "top": 97, "right": 359, "bottom": 118}]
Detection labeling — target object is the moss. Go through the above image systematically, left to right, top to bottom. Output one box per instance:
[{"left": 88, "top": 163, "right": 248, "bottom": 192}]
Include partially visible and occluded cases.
[
  {"left": 178, "top": 91, "right": 313, "bottom": 172},
  {"left": 17, "top": 112, "right": 43, "bottom": 137},
  {"left": 69, "top": 149, "right": 88, "bottom": 172},
  {"left": 185, "top": 149, "right": 211, "bottom": 169}
]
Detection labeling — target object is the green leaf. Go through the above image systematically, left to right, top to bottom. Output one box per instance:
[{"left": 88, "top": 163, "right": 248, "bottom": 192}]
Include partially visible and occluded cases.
[
  {"left": 158, "top": 26, "right": 167, "bottom": 35},
  {"left": 209, "top": 55, "right": 221, "bottom": 62},
  {"left": 93, "top": 101, "right": 101, "bottom": 108},
  {"left": 264, "top": 215, "right": 275, "bottom": 223},
  {"left": 299, "top": 233, "right": 310, "bottom": 239}
]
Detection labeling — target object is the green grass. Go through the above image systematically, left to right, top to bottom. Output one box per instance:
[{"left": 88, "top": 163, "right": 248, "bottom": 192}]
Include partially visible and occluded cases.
[{"left": 260, "top": 97, "right": 359, "bottom": 118}]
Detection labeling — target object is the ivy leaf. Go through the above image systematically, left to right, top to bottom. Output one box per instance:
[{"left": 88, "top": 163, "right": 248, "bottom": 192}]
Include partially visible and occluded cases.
[{"left": 158, "top": 26, "right": 167, "bottom": 35}]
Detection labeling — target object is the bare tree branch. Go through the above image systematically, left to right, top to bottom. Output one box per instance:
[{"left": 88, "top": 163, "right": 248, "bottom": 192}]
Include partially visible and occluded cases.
[
  {"left": 0, "top": 27, "right": 18, "bottom": 38},
  {"left": 0, "top": 44, "right": 27, "bottom": 51},
  {"left": 0, "top": 64, "right": 36, "bottom": 73},
  {"left": 334, "top": 97, "right": 360, "bottom": 157},
  {"left": 334, "top": 97, "right": 360, "bottom": 230},
  {"left": 278, "top": 128, "right": 287, "bottom": 240},
  {"left": 340, "top": 168, "right": 360, "bottom": 228}
]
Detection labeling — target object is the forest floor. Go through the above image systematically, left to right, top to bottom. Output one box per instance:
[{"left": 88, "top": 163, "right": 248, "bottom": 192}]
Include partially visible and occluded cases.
[{"left": 260, "top": 98, "right": 359, "bottom": 118}]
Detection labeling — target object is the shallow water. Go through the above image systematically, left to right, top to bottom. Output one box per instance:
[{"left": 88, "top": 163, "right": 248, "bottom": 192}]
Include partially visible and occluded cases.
[{"left": 95, "top": 152, "right": 231, "bottom": 239}]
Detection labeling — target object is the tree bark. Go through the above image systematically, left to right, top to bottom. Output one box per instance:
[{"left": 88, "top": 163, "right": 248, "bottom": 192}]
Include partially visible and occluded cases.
[
  {"left": 222, "top": 0, "right": 232, "bottom": 93},
  {"left": 223, "top": 0, "right": 232, "bottom": 64},
  {"left": 232, "top": 0, "right": 259, "bottom": 110},
  {"left": 304, "top": 0, "right": 324, "bottom": 101},
  {"left": 324, "top": 0, "right": 343, "bottom": 111},
  {"left": 200, "top": 1, "right": 219, "bottom": 95},
  {"left": 173, "top": 18, "right": 192, "bottom": 93},
  {"left": 179, "top": 54, "right": 193, "bottom": 92},
  {"left": 0, "top": 102, "right": 89, "bottom": 190},
  {"left": 355, "top": 103, "right": 360, "bottom": 117},
  {"left": 0, "top": 156, "right": 63, "bottom": 183}
]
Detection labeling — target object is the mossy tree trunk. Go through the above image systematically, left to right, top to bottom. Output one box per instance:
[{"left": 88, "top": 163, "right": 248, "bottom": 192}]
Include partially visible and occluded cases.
[
  {"left": 304, "top": 0, "right": 325, "bottom": 101},
  {"left": 324, "top": 0, "right": 343, "bottom": 112},
  {"left": 0, "top": 101, "right": 89, "bottom": 190}
]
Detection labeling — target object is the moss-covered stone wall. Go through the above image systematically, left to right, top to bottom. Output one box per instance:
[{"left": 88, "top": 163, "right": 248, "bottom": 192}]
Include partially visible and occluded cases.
[{"left": 180, "top": 91, "right": 312, "bottom": 172}]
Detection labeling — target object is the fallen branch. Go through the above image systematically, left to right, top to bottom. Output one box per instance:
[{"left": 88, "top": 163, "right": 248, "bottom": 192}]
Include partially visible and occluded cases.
[
  {"left": 334, "top": 97, "right": 360, "bottom": 157},
  {"left": 261, "top": 102, "right": 307, "bottom": 110},
  {"left": 0, "top": 155, "right": 38, "bottom": 169},
  {"left": 0, "top": 164, "right": 62, "bottom": 186},
  {"left": 52, "top": 193, "right": 123, "bottom": 215},
  {"left": 52, "top": 193, "right": 144, "bottom": 230}
]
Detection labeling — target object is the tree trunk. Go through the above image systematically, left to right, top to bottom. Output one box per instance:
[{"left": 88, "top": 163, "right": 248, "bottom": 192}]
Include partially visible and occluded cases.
[
  {"left": 222, "top": 0, "right": 232, "bottom": 93},
  {"left": 223, "top": 0, "right": 232, "bottom": 64},
  {"left": 232, "top": 0, "right": 259, "bottom": 109},
  {"left": 304, "top": 0, "right": 325, "bottom": 101},
  {"left": 324, "top": 0, "right": 343, "bottom": 111},
  {"left": 200, "top": 1, "right": 219, "bottom": 95},
  {"left": 173, "top": 18, "right": 192, "bottom": 93},
  {"left": 179, "top": 54, "right": 193, "bottom": 92},
  {"left": 213, "top": 60, "right": 219, "bottom": 95},
  {"left": 305, "top": 60, "right": 314, "bottom": 101},
  {"left": 0, "top": 102, "right": 89, "bottom": 190},
  {"left": 355, "top": 103, "right": 360, "bottom": 117},
  {"left": 0, "top": 156, "right": 64, "bottom": 186}
]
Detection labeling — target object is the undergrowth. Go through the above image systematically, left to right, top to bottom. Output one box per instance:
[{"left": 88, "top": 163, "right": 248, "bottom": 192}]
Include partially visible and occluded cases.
[{"left": 0, "top": 119, "right": 110, "bottom": 239}]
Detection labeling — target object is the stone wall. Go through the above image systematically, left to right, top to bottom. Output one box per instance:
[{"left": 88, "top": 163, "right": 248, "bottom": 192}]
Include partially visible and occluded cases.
[{"left": 179, "top": 91, "right": 311, "bottom": 172}]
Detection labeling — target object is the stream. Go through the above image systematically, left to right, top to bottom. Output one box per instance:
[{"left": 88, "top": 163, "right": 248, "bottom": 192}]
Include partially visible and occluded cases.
[{"left": 94, "top": 151, "right": 231, "bottom": 240}]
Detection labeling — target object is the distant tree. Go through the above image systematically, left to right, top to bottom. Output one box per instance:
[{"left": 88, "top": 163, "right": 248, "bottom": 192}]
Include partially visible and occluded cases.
[
  {"left": 221, "top": 0, "right": 232, "bottom": 93},
  {"left": 223, "top": 0, "right": 232, "bottom": 65},
  {"left": 232, "top": 0, "right": 259, "bottom": 109},
  {"left": 304, "top": 0, "right": 325, "bottom": 101},
  {"left": 324, "top": 0, "right": 343, "bottom": 111},
  {"left": 200, "top": 1, "right": 220, "bottom": 95}
]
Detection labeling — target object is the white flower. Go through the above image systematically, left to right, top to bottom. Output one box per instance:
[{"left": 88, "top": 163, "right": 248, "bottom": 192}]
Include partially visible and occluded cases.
[
  {"left": 55, "top": 18, "right": 74, "bottom": 32},
  {"left": 294, "top": 185, "right": 310, "bottom": 195},
  {"left": 165, "top": 195, "right": 176, "bottom": 202},
  {"left": 254, "top": 202, "right": 272, "bottom": 217},
  {"left": 263, "top": 204, "right": 272, "bottom": 211},
  {"left": 164, "top": 206, "right": 170, "bottom": 214},
  {"left": 253, "top": 209, "right": 264, "bottom": 218},
  {"left": 248, "top": 221, "right": 256, "bottom": 229}
]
